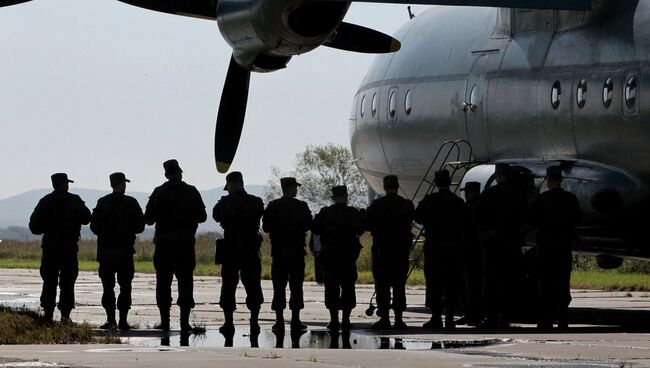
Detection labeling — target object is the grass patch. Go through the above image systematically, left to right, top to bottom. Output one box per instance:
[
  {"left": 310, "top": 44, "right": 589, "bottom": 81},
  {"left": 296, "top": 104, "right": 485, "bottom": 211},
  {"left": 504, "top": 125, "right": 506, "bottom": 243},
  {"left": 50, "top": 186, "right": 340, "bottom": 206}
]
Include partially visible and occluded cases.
[
  {"left": 571, "top": 271, "right": 650, "bottom": 292},
  {"left": 0, "top": 306, "right": 120, "bottom": 344}
]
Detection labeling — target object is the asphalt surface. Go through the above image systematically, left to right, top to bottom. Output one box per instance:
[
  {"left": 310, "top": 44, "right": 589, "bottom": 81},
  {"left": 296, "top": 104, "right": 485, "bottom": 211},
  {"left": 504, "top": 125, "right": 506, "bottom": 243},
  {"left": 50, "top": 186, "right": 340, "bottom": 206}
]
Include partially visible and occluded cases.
[{"left": 0, "top": 268, "right": 649, "bottom": 367}]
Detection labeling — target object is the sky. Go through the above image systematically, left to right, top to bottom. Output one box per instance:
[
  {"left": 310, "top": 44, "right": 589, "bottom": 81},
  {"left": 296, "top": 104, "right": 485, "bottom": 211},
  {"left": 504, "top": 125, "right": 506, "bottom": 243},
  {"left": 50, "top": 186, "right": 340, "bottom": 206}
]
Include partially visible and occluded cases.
[{"left": 0, "top": 0, "right": 427, "bottom": 199}]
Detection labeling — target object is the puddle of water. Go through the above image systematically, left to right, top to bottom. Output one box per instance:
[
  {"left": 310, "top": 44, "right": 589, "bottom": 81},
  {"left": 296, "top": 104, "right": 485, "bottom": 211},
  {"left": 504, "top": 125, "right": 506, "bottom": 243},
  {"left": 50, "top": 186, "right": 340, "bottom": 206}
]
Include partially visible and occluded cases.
[{"left": 129, "top": 328, "right": 503, "bottom": 350}]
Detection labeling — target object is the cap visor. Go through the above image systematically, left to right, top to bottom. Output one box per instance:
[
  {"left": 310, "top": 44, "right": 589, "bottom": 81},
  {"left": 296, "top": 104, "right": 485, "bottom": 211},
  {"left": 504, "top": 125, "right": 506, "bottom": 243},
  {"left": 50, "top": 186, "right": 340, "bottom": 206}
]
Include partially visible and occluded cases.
[
  {"left": 125, "top": 179, "right": 131, "bottom": 183},
  {"left": 68, "top": 180, "right": 74, "bottom": 183},
  {"left": 296, "top": 182, "right": 302, "bottom": 187},
  {"left": 223, "top": 184, "right": 228, "bottom": 190}
]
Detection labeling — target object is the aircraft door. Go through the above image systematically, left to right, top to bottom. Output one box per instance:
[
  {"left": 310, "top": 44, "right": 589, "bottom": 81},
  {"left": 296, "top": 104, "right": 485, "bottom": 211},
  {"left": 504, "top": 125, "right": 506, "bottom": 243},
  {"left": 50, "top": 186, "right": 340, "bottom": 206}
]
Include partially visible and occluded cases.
[{"left": 464, "top": 55, "right": 490, "bottom": 160}]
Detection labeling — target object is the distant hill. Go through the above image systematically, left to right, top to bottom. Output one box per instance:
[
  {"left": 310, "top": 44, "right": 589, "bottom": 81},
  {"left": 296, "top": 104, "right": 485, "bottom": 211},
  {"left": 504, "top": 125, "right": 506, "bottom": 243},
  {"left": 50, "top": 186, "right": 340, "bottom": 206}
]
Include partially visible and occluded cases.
[{"left": 0, "top": 185, "right": 269, "bottom": 241}]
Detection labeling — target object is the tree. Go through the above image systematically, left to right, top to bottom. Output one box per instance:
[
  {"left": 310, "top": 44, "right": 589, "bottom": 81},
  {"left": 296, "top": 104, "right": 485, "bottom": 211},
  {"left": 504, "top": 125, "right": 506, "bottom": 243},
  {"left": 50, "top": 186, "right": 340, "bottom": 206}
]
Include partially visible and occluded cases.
[{"left": 265, "top": 144, "right": 368, "bottom": 209}]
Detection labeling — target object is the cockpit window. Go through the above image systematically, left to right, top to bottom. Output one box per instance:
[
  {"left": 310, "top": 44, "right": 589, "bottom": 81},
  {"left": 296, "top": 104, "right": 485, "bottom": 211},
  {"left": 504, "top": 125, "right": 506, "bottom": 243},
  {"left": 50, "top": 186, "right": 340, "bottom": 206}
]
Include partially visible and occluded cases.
[
  {"left": 625, "top": 76, "right": 637, "bottom": 109},
  {"left": 603, "top": 77, "right": 613, "bottom": 108},
  {"left": 577, "top": 79, "right": 587, "bottom": 109},
  {"left": 551, "top": 81, "right": 561, "bottom": 109},
  {"left": 405, "top": 90, "right": 413, "bottom": 115},
  {"left": 389, "top": 91, "right": 397, "bottom": 118},
  {"left": 371, "top": 93, "right": 378, "bottom": 117},
  {"left": 360, "top": 95, "right": 366, "bottom": 117}
]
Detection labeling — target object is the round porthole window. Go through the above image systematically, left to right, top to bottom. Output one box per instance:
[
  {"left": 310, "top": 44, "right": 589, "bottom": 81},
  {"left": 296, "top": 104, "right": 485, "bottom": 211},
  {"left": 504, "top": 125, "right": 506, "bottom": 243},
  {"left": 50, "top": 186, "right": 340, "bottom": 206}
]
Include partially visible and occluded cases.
[
  {"left": 625, "top": 76, "right": 637, "bottom": 109},
  {"left": 603, "top": 77, "right": 613, "bottom": 108},
  {"left": 577, "top": 79, "right": 587, "bottom": 109},
  {"left": 551, "top": 81, "right": 561, "bottom": 109},
  {"left": 405, "top": 90, "right": 413, "bottom": 115},
  {"left": 389, "top": 91, "right": 397, "bottom": 118},
  {"left": 371, "top": 93, "right": 378, "bottom": 117},
  {"left": 360, "top": 95, "right": 366, "bottom": 117}
]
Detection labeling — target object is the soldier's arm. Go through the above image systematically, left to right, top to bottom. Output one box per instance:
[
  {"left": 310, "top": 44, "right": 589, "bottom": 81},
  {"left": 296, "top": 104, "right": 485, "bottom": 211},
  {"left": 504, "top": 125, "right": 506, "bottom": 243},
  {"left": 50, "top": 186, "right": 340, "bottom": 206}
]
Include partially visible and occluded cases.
[
  {"left": 192, "top": 187, "right": 208, "bottom": 224},
  {"left": 144, "top": 190, "right": 158, "bottom": 226},
  {"left": 571, "top": 194, "right": 583, "bottom": 227},
  {"left": 78, "top": 196, "right": 92, "bottom": 226},
  {"left": 413, "top": 196, "right": 429, "bottom": 225},
  {"left": 212, "top": 197, "right": 226, "bottom": 223},
  {"left": 254, "top": 197, "right": 265, "bottom": 223},
  {"left": 131, "top": 198, "right": 146, "bottom": 234},
  {"left": 28, "top": 199, "right": 46, "bottom": 235},
  {"left": 89, "top": 199, "right": 103, "bottom": 235},
  {"left": 262, "top": 201, "right": 274, "bottom": 233},
  {"left": 299, "top": 202, "right": 313, "bottom": 233},
  {"left": 311, "top": 210, "right": 323, "bottom": 235}
]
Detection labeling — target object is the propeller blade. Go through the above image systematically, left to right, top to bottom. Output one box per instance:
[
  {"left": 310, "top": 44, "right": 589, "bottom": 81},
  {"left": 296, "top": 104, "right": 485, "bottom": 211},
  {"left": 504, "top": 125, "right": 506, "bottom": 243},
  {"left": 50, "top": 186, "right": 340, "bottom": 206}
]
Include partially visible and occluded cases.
[
  {"left": 0, "top": 0, "right": 31, "bottom": 7},
  {"left": 320, "top": 0, "right": 592, "bottom": 11},
  {"left": 324, "top": 22, "right": 401, "bottom": 54},
  {"left": 215, "top": 55, "right": 251, "bottom": 173}
]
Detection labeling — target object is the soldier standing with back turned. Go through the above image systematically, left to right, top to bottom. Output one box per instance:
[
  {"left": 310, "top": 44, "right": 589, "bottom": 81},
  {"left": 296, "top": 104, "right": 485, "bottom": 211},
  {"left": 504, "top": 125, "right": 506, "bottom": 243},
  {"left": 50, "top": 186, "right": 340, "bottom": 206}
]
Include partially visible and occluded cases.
[
  {"left": 145, "top": 160, "right": 207, "bottom": 331},
  {"left": 531, "top": 166, "right": 581, "bottom": 329},
  {"left": 213, "top": 171, "right": 265, "bottom": 334},
  {"left": 90, "top": 172, "right": 145, "bottom": 330},
  {"left": 29, "top": 173, "right": 91, "bottom": 323},
  {"left": 365, "top": 175, "right": 415, "bottom": 329},
  {"left": 263, "top": 177, "right": 312, "bottom": 331},
  {"left": 312, "top": 185, "right": 364, "bottom": 331}
]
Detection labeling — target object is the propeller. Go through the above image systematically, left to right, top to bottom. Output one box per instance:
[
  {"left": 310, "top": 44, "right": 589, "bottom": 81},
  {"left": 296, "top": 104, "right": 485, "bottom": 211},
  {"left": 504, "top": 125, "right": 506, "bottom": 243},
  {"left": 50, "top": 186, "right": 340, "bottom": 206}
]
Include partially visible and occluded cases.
[
  {"left": 0, "top": 0, "right": 32, "bottom": 8},
  {"left": 325, "top": 22, "right": 401, "bottom": 53},
  {"left": 215, "top": 55, "right": 251, "bottom": 173}
]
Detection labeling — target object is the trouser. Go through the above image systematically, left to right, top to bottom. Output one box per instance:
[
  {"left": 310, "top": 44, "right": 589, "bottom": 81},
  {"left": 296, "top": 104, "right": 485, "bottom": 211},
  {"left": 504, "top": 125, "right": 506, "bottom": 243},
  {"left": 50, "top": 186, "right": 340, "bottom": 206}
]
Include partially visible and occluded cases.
[
  {"left": 482, "top": 237, "right": 521, "bottom": 323},
  {"left": 462, "top": 241, "right": 483, "bottom": 320},
  {"left": 423, "top": 245, "right": 461, "bottom": 317},
  {"left": 538, "top": 248, "right": 572, "bottom": 324},
  {"left": 40, "top": 250, "right": 79, "bottom": 312},
  {"left": 219, "top": 254, "right": 264, "bottom": 312},
  {"left": 271, "top": 255, "right": 305, "bottom": 311},
  {"left": 372, "top": 256, "right": 409, "bottom": 315},
  {"left": 98, "top": 259, "right": 135, "bottom": 312},
  {"left": 323, "top": 264, "right": 357, "bottom": 311}
]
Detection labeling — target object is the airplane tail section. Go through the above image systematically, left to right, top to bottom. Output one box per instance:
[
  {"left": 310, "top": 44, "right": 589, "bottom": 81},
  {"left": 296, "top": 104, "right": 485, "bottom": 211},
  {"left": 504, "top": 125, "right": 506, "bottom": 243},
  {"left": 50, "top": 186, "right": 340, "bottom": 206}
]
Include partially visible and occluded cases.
[
  {"left": 116, "top": 0, "right": 216, "bottom": 20},
  {"left": 345, "top": 0, "right": 593, "bottom": 11}
]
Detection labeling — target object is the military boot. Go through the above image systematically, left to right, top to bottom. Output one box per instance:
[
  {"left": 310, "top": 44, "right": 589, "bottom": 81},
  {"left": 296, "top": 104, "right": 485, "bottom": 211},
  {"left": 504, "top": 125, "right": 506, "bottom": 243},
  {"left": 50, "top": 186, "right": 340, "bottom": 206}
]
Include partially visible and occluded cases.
[
  {"left": 42, "top": 308, "right": 54, "bottom": 322},
  {"left": 157, "top": 308, "right": 170, "bottom": 331},
  {"left": 180, "top": 308, "right": 192, "bottom": 332},
  {"left": 60, "top": 309, "right": 72, "bottom": 324},
  {"left": 100, "top": 309, "right": 117, "bottom": 329},
  {"left": 290, "top": 309, "right": 307, "bottom": 331},
  {"left": 326, "top": 309, "right": 340, "bottom": 331},
  {"left": 341, "top": 309, "right": 352, "bottom": 330},
  {"left": 118, "top": 310, "right": 131, "bottom": 331},
  {"left": 219, "top": 310, "right": 235, "bottom": 334},
  {"left": 393, "top": 310, "right": 407, "bottom": 329},
  {"left": 272, "top": 311, "right": 285, "bottom": 331},
  {"left": 371, "top": 311, "right": 391, "bottom": 330}
]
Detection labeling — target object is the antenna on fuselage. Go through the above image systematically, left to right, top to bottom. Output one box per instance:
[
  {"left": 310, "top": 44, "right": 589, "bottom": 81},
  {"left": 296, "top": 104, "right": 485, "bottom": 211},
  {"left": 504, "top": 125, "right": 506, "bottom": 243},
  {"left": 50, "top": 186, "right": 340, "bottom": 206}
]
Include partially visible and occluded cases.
[{"left": 407, "top": 6, "right": 415, "bottom": 19}]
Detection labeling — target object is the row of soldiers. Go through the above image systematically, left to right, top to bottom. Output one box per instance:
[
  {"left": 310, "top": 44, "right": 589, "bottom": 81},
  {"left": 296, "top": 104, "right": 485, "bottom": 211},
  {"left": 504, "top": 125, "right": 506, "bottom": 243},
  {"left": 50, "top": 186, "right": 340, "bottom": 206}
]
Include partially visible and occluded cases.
[{"left": 28, "top": 159, "right": 580, "bottom": 332}]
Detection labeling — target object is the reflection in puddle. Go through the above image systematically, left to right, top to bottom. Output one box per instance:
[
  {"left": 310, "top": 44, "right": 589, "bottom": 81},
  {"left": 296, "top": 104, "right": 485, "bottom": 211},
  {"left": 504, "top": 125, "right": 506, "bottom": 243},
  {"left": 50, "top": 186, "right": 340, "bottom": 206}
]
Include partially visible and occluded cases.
[{"left": 130, "top": 328, "right": 501, "bottom": 350}]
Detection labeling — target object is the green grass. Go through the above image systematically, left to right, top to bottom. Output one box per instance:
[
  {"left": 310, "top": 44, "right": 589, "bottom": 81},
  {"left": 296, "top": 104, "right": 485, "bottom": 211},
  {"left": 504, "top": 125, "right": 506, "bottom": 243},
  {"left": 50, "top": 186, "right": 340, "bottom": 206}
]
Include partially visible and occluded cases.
[
  {"left": 1, "top": 236, "right": 649, "bottom": 291},
  {"left": 0, "top": 306, "right": 120, "bottom": 344}
]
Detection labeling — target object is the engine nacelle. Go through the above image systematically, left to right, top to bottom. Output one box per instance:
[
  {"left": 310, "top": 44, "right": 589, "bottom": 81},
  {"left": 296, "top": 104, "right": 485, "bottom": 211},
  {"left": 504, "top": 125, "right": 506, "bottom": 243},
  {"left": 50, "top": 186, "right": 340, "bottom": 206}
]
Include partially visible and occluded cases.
[{"left": 217, "top": 0, "right": 350, "bottom": 72}]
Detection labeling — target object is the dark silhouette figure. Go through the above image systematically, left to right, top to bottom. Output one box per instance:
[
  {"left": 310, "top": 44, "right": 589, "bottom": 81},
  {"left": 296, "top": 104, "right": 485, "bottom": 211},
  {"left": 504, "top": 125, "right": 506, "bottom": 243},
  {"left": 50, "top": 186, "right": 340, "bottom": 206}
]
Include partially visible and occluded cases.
[
  {"left": 144, "top": 159, "right": 207, "bottom": 331},
  {"left": 475, "top": 163, "right": 528, "bottom": 328},
  {"left": 530, "top": 166, "right": 582, "bottom": 329},
  {"left": 415, "top": 170, "right": 467, "bottom": 329},
  {"left": 213, "top": 171, "right": 265, "bottom": 334},
  {"left": 90, "top": 172, "right": 145, "bottom": 330},
  {"left": 29, "top": 173, "right": 91, "bottom": 323},
  {"left": 365, "top": 175, "right": 415, "bottom": 329},
  {"left": 263, "top": 177, "right": 312, "bottom": 331},
  {"left": 457, "top": 181, "right": 483, "bottom": 326},
  {"left": 312, "top": 185, "right": 364, "bottom": 331},
  {"left": 309, "top": 234, "right": 325, "bottom": 284}
]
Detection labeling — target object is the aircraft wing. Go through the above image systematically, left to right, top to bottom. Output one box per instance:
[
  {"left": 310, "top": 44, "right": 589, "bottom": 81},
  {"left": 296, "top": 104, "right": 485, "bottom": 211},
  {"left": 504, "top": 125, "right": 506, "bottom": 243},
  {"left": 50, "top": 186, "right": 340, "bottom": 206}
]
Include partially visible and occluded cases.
[
  {"left": 0, "top": 0, "right": 32, "bottom": 7},
  {"left": 346, "top": 0, "right": 593, "bottom": 11}
]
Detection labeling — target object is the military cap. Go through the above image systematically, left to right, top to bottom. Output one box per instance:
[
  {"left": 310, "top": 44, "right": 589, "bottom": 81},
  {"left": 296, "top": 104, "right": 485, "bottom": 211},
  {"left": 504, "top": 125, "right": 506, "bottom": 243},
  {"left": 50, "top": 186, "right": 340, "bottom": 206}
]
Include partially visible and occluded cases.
[
  {"left": 163, "top": 159, "right": 183, "bottom": 175},
  {"left": 495, "top": 163, "right": 510, "bottom": 177},
  {"left": 546, "top": 165, "right": 563, "bottom": 181},
  {"left": 434, "top": 169, "right": 451, "bottom": 187},
  {"left": 224, "top": 171, "right": 244, "bottom": 190},
  {"left": 109, "top": 172, "right": 131, "bottom": 188},
  {"left": 51, "top": 173, "right": 74, "bottom": 188},
  {"left": 383, "top": 175, "right": 399, "bottom": 190},
  {"left": 280, "top": 177, "right": 301, "bottom": 189},
  {"left": 461, "top": 181, "right": 481, "bottom": 193},
  {"left": 331, "top": 185, "right": 348, "bottom": 196}
]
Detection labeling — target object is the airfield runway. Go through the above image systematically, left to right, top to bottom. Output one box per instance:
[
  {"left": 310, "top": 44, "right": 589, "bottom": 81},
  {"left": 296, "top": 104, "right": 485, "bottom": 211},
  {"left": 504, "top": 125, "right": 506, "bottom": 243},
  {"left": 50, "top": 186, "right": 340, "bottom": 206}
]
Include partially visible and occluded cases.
[{"left": 0, "top": 268, "right": 649, "bottom": 367}]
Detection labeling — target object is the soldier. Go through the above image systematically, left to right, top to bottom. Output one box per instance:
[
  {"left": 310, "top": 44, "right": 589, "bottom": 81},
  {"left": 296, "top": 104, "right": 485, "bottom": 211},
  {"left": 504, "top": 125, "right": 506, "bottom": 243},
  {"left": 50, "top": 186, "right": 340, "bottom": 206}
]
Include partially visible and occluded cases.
[
  {"left": 144, "top": 159, "right": 207, "bottom": 331},
  {"left": 475, "top": 163, "right": 528, "bottom": 328},
  {"left": 531, "top": 166, "right": 581, "bottom": 329},
  {"left": 415, "top": 170, "right": 467, "bottom": 329},
  {"left": 213, "top": 171, "right": 265, "bottom": 333},
  {"left": 90, "top": 172, "right": 145, "bottom": 330},
  {"left": 29, "top": 173, "right": 91, "bottom": 323},
  {"left": 365, "top": 175, "right": 415, "bottom": 329},
  {"left": 263, "top": 177, "right": 312, "bottom": 331},
  {"left": 457, "top": 181, "right": 483, "bottom": 326},
  {"left": 312, "top": 185, "right": 364, "bottom": 331}
]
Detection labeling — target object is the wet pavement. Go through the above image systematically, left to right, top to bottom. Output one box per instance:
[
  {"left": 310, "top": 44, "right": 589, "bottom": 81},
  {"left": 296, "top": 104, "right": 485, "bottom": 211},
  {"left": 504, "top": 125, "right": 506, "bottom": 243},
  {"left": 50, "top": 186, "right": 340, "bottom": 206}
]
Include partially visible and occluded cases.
[{"left": 0, "top": 268, "right": 649, "bottom": 367}]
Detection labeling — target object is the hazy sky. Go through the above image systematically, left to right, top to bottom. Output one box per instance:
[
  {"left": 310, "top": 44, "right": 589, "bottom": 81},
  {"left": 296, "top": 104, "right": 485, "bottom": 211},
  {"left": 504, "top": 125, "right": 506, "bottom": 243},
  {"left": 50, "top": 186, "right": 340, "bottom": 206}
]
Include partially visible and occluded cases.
[{"left": 0, "top": 0, "right": 427, "bottom": 199}]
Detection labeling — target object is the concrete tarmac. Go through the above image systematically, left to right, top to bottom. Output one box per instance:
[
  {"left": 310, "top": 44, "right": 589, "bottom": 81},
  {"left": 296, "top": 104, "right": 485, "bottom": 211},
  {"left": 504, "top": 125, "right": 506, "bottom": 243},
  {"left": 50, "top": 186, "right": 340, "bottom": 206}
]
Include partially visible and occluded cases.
[{"left": 0, "top": 268, "right": 649, "bottom": 367}]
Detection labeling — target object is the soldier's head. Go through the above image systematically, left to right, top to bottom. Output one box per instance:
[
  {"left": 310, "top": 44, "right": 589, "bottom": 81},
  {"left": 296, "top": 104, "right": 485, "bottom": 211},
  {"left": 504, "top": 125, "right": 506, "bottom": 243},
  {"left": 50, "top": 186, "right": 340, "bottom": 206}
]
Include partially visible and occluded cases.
[
  {"left": 163, "top": 159, "right": 183, "bottom": 181},
  {"left": 494, "top": 163, "right": 510, "bottom": 185},
  {"left": 546, "top": 165, "right": 563, "bottom": 189},
  {"left": 434, "top": 170, "right": 451, "bottom": 189},
  {"left": 224, "top": 171, "right": 244, "bottom": 193},
  {"left": 109, "top": 172, "right": 130, "bottom": 194},
  {"left": 51, "top": 173, "right": 73, "bottom": 192},
  {"left": 383, "top": 175, "right": 399, "bottom": 195},
  {"left": 280, "top": 177, "right": 301, "bottom": 198},
  {"left": 461, "top": 181, "right": 481, "bottom": 203},
  {"left": 331, "top": 185, "right": 348, "bottom": 204}
]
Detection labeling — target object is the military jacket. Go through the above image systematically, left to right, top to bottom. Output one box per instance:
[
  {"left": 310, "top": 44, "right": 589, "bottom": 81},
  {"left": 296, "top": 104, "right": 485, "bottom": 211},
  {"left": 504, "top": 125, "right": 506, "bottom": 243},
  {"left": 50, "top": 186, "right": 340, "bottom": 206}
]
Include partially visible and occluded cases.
[
  {"left": 475, "top": 183, "right": 528, "bottom": 241},
  {"left": 530, "top": 188, "right": 582, "bottom": 250},
  {"left": 415, "top": 189, "right": 467, "bottom": 243},
  {"left": 213, "top": 190, "right": 265, "bottom": 251},
  {"left": 29, "top": 191, "right": 91, "bottom": 250},
  {"left": 91, "top": 192, "right": 145, "bottom": 262},
  {"left": 365, "top": 193, "right": 415, "bottom": 258},
  {"left": 262, "top": 196, "right": 312, "bottom": 257},
  {"left": 312, "top": 203, "right": 364, "bottom": 265}
]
